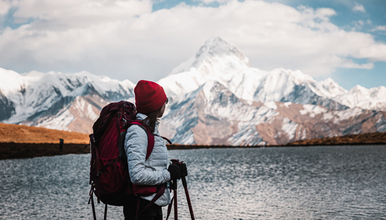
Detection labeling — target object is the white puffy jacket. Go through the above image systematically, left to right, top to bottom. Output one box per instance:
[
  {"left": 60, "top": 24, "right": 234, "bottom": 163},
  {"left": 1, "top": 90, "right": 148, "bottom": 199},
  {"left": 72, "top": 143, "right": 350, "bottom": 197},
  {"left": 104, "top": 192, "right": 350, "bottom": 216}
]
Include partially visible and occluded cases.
[{"left": 124, "top": 113, "right": 171, "bottom": 206}]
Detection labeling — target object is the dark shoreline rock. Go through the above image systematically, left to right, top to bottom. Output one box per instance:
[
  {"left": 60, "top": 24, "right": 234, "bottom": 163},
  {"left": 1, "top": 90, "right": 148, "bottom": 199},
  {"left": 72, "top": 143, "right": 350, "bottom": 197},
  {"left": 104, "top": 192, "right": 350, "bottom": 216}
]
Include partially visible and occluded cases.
[
  {"left": 287, "top": 132, "right": 386, "bottom": 146},
  {"left": 0, "top": 143, "right": 89, "bottom": 160}
]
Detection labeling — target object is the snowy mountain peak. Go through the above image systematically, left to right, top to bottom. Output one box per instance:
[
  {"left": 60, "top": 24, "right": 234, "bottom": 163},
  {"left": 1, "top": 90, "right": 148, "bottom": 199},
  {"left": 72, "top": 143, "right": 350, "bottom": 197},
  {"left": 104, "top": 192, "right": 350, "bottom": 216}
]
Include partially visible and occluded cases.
[
  {"left": 170, "top": 36, "right": 249, "bottom": 75},
  {"left": 195, "top": 36, "right": 249, "bottom": 63},
  {"left": 160, "top": 37, "right": 264, "bottom": 98},
  {"left": 0, "top": 68, "right": 25, "bottom": 96},
  {"left": 270, "top": 68, "right": 314, "bottom": 84},
  {"left": 316, "top": 77, "right": 346, "bottom": 97},
  {"left": 320, "top": 78, "right": 342, "bottom": 89},
  {"left": 322, "top": 78, "right": 335, "bottom": 84},
  {"left": 331, "top": 84, "right": 386, "bottom": 111},
  {"left": 350, "top": 85, "right": 368, "bottom": 94},
  {"left": 369, "top": 86, "right": 386, "bottom": 98}
]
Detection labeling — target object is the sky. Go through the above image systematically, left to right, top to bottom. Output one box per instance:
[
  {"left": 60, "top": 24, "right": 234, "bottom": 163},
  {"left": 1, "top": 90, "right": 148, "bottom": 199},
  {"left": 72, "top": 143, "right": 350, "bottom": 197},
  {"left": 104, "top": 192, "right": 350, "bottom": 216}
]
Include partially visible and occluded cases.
[{"left": 0, "top": 0, "right": 385, "bottom": 90}]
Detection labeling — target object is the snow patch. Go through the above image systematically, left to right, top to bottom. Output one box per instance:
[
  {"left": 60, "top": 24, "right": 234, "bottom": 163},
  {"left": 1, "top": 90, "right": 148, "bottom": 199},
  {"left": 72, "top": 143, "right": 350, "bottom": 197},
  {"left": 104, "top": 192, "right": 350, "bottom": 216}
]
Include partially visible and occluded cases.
[
  {"left": 265, "top": 102, "right": 277, "bottom": 110},
  {"left": 284, "top": 102, "right": 292, "bottom": 108},
  {"left": 300, "top": 105, "right": 327, "bottom": 117},
  {"left": 322, "top": 112, "right": 334, "bottom": 121}
]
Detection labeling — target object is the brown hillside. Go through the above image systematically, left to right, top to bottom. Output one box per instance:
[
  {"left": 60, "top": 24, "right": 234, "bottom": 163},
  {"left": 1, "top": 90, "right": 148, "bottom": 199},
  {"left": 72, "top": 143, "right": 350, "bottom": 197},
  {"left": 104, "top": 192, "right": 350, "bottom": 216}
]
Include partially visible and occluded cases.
[{"left": 0, "top": 123, "right": 89, "bottom": 144}]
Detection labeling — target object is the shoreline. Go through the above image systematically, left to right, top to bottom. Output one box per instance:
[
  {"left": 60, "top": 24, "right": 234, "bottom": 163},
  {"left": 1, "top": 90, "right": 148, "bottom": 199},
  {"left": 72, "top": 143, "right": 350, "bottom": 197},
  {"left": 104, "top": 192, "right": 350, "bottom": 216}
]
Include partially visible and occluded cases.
[
  {"left": 0, "top": 142, "right": 89, "bottom": 160},
  {"left": 1, "top": 142, "right": 385, "bottom": 160},
  {"left": 167, "top": 142, "right": 386, "bottom": 150}
]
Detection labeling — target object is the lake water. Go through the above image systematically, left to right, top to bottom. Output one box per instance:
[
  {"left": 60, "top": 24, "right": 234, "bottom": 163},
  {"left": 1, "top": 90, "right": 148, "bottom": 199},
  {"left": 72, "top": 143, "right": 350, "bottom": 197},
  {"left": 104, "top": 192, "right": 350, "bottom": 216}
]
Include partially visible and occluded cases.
[{"left": 0, "top": 145, "right": 385, "bottom": 219}]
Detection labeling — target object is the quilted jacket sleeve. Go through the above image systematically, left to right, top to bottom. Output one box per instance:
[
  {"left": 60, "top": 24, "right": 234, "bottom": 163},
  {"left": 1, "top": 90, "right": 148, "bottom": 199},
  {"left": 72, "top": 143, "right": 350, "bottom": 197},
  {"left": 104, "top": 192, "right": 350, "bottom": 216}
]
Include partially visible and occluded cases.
[{"left": 124, "top": 125, "right": 171, "bottom": 186}]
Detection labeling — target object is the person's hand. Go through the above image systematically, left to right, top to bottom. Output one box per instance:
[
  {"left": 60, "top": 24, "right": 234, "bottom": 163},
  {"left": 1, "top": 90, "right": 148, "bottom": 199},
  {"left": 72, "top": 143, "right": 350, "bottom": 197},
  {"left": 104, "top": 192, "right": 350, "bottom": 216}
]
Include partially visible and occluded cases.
[
  {"left": 177, "top": 163, "right": 188, "bottom": 177},
  {"left": 168, "top": 164, "right": 181, "bottom": 181}
]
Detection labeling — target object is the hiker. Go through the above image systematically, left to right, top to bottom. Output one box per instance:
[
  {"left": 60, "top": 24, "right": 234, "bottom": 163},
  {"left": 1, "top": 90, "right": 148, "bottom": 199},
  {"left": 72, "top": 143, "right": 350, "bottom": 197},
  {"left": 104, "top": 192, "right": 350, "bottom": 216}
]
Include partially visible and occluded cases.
[{"left": 123, "top": 80, "right": 183, "bottom": 220}]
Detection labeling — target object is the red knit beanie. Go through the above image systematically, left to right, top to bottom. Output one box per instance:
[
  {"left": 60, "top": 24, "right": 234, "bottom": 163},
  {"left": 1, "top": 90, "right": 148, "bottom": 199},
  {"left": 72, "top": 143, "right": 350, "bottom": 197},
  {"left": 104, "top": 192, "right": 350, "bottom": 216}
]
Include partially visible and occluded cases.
[{"left": 134, "top": 80, "right": 167, "bottom": 114}]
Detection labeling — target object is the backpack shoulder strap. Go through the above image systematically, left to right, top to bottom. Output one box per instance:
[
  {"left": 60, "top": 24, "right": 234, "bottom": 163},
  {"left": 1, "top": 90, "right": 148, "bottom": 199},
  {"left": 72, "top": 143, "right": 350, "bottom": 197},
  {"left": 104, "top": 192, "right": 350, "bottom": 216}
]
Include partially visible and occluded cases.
[{"left": 129, "top": 120, "right": 155, "bottom": 160}]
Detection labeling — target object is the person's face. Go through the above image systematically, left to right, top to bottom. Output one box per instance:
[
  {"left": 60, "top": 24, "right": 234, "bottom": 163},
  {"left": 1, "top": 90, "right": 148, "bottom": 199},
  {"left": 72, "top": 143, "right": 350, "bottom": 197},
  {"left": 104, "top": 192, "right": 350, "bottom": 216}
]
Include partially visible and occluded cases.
[{"left": 158, "top": 98, "right": 168, "bottom": 118}]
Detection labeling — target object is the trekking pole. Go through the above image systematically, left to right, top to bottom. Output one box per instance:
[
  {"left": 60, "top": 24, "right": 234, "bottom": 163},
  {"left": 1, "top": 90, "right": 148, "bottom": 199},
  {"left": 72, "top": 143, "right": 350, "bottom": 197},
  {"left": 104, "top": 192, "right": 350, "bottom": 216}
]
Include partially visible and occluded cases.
[
  {"left": 170, "top": 159, "right": 180, "bottom": 220},
  {"left": 171, "top": 159, "right": 195, "bottom": 220},
  {"left": 181, "top": 176, "right": 195, "bottom": 220},
  {"left": 174, "top": 185, "right": 178, "bottom": 220},
  {"left": 89, "top": 187, "right": 97, "bottom": 220},
  {"left": 104, "top": 204, "right": 107, "bottom": 220}
]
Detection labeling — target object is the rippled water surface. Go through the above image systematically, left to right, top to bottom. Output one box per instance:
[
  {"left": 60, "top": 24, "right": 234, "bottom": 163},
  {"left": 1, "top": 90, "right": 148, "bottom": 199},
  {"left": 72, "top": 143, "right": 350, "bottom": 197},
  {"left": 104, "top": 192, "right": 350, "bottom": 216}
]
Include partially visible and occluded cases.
[{"left": 1, "top": 145, "right": 385, "bottom": 219}]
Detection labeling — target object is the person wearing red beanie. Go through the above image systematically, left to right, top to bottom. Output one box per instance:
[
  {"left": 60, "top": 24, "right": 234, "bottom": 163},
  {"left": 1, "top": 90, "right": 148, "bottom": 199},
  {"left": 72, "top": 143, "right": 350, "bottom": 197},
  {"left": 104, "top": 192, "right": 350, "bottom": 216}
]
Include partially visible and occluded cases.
[
  {"left": 124, "top": 80, "right": 180, "bottom": 220},
  {"left": 134, "top": 80, "right": 168, "bottom": 114},
  {"left": 134, "top": 80, "right": 168, "bottom": 131}
]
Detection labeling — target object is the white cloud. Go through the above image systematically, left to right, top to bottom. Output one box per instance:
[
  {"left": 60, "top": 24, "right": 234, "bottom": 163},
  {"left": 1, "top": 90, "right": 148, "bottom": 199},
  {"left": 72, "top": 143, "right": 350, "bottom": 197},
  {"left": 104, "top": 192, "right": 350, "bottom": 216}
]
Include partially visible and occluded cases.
[
  {"left": 0, "top": 0, "right": 385, "bottom": 83},
  {"left": 0, "top": 0, "right": 11, "bottom": 16},
  {"left": 12, "top": 0, "right": 153, "bottom": 28},
  {"left": 198, "top": 0, "right": 232, "bottom": 4},
  {"left": 352, "top": 3, "right": 366, "bottom": 13},
  {"left": 351, "top": 20, "right": 365, "bottom": 31},
  {"left": 372, "top": 25, "right": 386, "bottom": 32},
  {"left": 356, "top": 44, "right": 386, "bottom": 61}
]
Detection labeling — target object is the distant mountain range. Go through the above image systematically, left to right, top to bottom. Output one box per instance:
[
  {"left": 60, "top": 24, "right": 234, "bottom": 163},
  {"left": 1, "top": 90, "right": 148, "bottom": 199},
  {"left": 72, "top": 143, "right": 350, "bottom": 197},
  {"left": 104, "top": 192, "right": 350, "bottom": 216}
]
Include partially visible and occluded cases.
[
  {"left": 1, "top": 37, "right": 385, "bottom": 145},
  {"left": 0, "top": 69, "right": 134, "bottom": 133}
]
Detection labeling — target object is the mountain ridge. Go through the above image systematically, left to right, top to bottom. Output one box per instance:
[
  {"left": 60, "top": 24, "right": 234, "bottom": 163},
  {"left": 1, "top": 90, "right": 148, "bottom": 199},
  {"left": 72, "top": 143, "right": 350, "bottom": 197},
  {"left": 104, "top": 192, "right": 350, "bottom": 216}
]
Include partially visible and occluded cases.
[{"left": 0, "top": 36, "right": 385, "bottom": 145}]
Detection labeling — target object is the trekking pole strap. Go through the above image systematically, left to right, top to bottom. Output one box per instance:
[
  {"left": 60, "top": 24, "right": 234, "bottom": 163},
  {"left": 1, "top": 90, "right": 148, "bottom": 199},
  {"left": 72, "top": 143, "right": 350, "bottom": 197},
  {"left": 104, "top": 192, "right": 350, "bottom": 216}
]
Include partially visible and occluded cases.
[{"left": 165, "top": 190, "right": 175, "bottom": 220}]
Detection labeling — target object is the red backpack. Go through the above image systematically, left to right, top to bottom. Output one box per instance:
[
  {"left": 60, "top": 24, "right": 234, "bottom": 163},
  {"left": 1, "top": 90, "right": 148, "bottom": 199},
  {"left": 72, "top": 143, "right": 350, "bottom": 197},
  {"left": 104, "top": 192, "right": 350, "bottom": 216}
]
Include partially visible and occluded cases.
[{"left": 88, "top": 101, "right": 161, "bottom": 210}]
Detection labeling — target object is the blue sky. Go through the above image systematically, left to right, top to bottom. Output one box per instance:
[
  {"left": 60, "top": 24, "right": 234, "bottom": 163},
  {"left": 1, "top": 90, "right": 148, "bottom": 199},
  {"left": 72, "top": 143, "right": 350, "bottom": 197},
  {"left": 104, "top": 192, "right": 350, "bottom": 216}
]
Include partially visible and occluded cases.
[{"left": 0, "top": 0, "right": 385, "bottom": 90}]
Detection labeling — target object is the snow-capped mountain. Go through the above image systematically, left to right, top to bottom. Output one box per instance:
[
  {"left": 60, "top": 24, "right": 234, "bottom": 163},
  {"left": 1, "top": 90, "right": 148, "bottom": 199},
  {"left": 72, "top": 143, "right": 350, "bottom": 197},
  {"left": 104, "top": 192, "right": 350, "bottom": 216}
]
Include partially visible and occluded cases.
[
  {"left": 1, "top": 37, "right": 385, "bottom": 145},
  {"left": 158, "top": 37, "right": 267, "bottom": 100},
  {"left": 159, "top": 37, "right": 349, "bottom": 111},
  {"left": 0, "top": 68, "right": 135, "bottom": 133},
  {"left": 160, "top": 80, "right": 385, "bottom": 145},
  {"left": 334, "top": 85, "right": 386, "bottom": 111}
]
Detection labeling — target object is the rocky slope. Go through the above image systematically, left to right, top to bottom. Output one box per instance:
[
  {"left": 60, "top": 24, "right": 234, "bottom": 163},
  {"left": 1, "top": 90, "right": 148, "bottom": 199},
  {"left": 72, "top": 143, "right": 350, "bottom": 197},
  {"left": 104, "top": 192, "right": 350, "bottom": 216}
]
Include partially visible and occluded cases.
[{"left": 0, "top": 123, "right": 90, "bottom": 159}]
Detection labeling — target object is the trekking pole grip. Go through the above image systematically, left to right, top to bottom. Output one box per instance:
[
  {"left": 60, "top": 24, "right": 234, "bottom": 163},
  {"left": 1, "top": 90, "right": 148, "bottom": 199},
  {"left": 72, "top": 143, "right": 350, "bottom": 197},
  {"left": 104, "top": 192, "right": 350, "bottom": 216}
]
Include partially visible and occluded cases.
[{"left": 171, "top": 179, "right": 177, "bottom": 190}]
